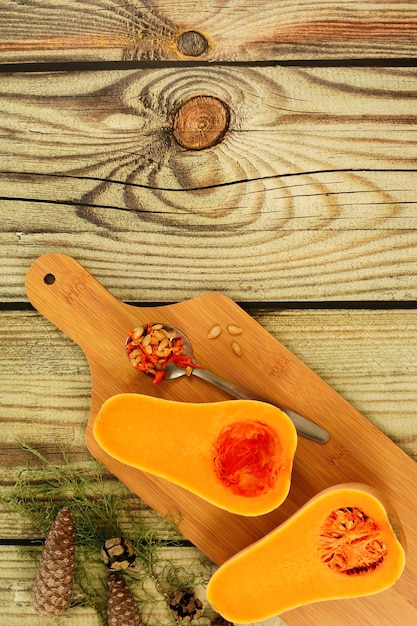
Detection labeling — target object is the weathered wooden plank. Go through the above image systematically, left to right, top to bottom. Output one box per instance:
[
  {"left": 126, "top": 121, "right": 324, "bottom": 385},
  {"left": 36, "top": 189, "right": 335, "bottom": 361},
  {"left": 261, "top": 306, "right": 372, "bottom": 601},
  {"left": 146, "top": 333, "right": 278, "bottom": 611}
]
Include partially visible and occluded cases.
[
  {"left": 1, "top": 0, "right": 417, "bottom": 62},
  {"left": 1, "top": 66, "right": 416, "bottom": 302},
  {"left": 1, "top": 305, "right": 415, "bottom": 622},
  {"left": 1, "top": 307, "right": 416, "bottom": 480},
  {"left": 262, "top": 308, "right": 417, "bottom": 459},
  {"left": 0, "top": 501, "right": 178, "bottom": 543},
  {"left": 0, "top": 544, "right": 226, "bottom": 626},
  {"left": 0, "top": 546, "right": 100, "bottom": 625}
]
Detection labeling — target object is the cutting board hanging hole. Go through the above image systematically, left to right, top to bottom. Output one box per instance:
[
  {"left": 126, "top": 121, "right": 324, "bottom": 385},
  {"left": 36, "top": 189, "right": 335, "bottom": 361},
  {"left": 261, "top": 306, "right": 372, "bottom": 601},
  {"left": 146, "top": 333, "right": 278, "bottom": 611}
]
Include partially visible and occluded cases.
[{"left": 44, "top": 273, "right": 56, "bottom": 285}]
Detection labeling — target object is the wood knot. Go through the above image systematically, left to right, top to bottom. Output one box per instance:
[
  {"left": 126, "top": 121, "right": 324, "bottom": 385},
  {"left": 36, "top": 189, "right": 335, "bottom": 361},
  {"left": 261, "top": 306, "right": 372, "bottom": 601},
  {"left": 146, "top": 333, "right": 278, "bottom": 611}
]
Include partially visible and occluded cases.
[
  {"left": 176, "top": 30, "right": 209, "bottom": 57},
  {"left": 172, "top": 96, "right": 230, "bottom": 150}
]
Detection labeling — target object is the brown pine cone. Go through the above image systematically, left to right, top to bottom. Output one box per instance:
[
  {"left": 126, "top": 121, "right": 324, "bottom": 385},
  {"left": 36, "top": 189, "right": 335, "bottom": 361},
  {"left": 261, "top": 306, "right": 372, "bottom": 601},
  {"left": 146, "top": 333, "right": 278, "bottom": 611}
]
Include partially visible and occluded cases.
[
  {"left": 32, "top": 507, "right": 75, "bottom": 617},
  {"left": 101, "top": 536, "right": 136, "bottom": 571},
  {"left": 107, "top": 573, "right": 142, "bottom": 626},
  {"left": 168, "top": 588, "right": 203, "bottom": 621}
]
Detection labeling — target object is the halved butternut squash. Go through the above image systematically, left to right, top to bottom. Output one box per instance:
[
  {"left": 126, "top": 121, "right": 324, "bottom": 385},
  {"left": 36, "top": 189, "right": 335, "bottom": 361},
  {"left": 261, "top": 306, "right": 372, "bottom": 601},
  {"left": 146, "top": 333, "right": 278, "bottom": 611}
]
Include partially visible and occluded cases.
[
  {"left": 93, "top": 393, "right": 297, "bottom": 516},
  {"left": 206, "top": 483, "right": 406, "bottom": 622}
]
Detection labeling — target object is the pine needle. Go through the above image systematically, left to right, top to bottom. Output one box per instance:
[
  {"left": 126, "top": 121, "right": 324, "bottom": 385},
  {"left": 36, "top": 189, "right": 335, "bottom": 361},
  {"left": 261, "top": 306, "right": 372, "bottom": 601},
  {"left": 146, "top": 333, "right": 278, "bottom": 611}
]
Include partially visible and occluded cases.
[{"left": 1, "top": 442, "right": 216, "bottom": 625}]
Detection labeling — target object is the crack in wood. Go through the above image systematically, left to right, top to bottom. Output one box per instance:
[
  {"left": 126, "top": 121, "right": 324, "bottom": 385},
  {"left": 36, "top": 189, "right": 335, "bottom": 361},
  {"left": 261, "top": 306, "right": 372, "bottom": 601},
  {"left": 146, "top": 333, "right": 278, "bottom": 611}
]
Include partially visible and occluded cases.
[{"left": 2, "top": 168, "right": 417, "bottom": 194}]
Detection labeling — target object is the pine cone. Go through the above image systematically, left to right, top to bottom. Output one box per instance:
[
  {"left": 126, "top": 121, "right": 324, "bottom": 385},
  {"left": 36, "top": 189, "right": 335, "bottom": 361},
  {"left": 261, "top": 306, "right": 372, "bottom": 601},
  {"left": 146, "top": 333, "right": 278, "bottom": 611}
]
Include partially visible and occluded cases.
[
  {"left": 33, "top": 507, "right": 75, "bottom": 617},
  {"left": 101, "top": 536, "right": 136, "bottom": 571},
  {"left": 107, "top": 573, "right": 142, "bottom": 626},
  {"left": 168, "top": 588, "right": 203, "bottom": 621}
]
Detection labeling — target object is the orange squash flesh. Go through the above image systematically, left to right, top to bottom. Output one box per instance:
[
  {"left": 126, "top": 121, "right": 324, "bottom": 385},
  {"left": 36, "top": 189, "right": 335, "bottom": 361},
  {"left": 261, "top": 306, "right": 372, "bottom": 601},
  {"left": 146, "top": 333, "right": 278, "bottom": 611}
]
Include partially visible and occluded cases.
[
  {"left": 93, "top": 393, "right": 297, "bottom": 516},
  {"left": 206, "top": 483, "right": 406, "bottom": 623}
]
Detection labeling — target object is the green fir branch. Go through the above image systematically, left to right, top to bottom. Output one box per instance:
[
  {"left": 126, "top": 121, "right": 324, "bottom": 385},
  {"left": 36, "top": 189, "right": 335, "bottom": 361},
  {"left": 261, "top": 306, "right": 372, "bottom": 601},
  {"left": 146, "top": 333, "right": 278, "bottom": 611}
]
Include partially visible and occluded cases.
[{"left": 1, "top": 442, "right": 216, "bottom": 625}]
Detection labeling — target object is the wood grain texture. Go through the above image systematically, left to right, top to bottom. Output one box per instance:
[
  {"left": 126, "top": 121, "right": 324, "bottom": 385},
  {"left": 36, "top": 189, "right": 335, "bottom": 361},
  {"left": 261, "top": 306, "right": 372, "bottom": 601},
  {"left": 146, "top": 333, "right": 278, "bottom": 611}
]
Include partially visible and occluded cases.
[
  {"left": 1, "top": 0, "right": 417, "bottom": 62},
  {"left": 1, "top": 2, "right": 417, "bottom": 622},
  {"left": 1, "top": 66, "right": 416, "bottom": 302},
  {"left": 18, "top": 253, "right": 417, "bottom": 625},
  {"left": 1, "top": 302, "right": 416, "bottom": 624},
  {"left": 0, "top": 304, "right": 416, "bottom": 552},
  {"left": 1, "top": 307, "right": 416, "bottom": 480},
  {"left": 0, "top": 498, "right": 175, "bottom": 542},
  {"left": 0, "top": 545, "right": 225, "bottom": 626},
  {"left": 0, "top": 546, "right": 101, "bottom": 626}
]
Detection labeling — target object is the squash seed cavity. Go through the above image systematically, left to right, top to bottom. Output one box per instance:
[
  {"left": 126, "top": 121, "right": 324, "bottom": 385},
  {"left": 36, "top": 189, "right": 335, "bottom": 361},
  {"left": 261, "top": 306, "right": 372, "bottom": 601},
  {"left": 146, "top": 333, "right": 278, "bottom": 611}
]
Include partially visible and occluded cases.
[
  {"left": 212, "top": 420, "right": 280, "bottom": 497},
  {"left": 319, "top": 507, "right": 388, "bottom": 576}
]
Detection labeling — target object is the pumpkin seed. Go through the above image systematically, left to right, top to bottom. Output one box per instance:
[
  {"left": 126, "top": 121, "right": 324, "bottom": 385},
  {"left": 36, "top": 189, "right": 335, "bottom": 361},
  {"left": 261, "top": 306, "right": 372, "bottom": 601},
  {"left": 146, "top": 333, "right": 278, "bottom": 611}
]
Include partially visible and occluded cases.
[
  {"left": 208, "top": 325, "right": 222, "bottom": 339},
  {"left": 227, "top": 325, "right": 243, "bottom": 335},
  {"left": 232, "top": 341, "right": 242, "bottom": 356}
]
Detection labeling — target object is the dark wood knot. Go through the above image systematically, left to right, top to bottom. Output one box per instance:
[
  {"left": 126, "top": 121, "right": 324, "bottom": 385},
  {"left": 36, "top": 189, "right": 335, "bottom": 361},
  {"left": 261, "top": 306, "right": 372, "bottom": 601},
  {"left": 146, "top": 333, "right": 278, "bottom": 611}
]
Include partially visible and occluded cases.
[
  {"left": 176, "top": 30, "right": 209, "bottom": 57},
  {"left": 172, "top": 96, "right": 230, "bottom": 150}
]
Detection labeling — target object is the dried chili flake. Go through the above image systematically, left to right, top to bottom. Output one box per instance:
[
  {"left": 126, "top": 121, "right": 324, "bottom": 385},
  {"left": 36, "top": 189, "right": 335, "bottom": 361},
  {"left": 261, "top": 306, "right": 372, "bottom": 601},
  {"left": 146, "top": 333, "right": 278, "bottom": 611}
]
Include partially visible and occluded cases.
[
  {"left": 126, "top": 323, "right": 197, "bottom": 384},
  {"left": 212, "top": 420, "right": 280, "bottom": 497}
]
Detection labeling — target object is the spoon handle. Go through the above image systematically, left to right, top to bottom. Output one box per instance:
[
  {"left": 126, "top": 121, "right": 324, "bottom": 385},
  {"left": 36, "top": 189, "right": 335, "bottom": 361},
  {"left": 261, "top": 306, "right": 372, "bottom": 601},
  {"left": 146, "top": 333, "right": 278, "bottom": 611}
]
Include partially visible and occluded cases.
[{"left": 191, "top": 368, "right": 329, "bottom": 444}]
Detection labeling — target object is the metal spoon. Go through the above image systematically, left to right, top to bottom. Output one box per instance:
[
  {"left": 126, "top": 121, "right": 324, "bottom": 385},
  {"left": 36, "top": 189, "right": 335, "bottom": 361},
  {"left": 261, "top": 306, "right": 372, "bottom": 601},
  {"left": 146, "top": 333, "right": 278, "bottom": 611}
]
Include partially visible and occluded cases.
[{"left": 126, "top": 323, "right": 330, "bottom": 444}]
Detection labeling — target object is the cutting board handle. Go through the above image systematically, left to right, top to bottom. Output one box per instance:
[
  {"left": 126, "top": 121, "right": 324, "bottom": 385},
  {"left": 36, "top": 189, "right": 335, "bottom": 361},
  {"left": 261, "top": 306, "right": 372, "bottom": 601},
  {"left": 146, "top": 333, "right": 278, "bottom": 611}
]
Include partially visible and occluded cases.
[{"left": 25, "top": 253, "right": 135, "bottom": 354}]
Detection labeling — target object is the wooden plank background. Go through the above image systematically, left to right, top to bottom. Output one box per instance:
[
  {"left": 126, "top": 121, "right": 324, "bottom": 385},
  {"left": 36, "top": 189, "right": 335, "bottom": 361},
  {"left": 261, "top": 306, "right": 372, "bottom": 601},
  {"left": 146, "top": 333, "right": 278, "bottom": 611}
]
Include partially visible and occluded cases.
[
  {"left": 1, "top": 0, "right": 417, "bottom": 62},
  {"left": 0, "top": 1, "right": 416, "bottom": 624},
  {"left": 1, "top": 66, "right": 416, "bottom": 303}
]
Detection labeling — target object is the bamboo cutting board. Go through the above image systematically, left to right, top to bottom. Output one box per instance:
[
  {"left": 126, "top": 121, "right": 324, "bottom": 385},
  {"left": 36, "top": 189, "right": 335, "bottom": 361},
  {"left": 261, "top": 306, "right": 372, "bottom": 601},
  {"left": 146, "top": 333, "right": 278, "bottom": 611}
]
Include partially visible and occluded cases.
[{"left": 26, "top": 253, "right": 417, "bottom": 624}]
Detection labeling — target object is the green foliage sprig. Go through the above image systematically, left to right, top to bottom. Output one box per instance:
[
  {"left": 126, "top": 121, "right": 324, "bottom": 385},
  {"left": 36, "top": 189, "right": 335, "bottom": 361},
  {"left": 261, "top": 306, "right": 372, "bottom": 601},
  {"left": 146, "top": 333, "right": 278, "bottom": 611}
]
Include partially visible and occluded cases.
[{"left": 1, "top": 442, "right": 215, "bottom": 625}]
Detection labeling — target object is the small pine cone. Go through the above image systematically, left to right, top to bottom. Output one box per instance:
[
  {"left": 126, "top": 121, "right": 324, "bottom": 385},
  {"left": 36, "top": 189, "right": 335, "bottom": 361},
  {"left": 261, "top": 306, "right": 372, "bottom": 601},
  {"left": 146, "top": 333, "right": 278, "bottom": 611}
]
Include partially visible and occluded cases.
[
  {"left": 32, "top": 507, "right": 75, "bottom": 617},
  {"left": 101, "top": 536, "right": 136, "bottom": 571},
  {"left": 107, "top": 573, "right": 142, "bottom": 626},
  {"left": 168, "top": 589, "right": 203, "bottom": 621}
]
